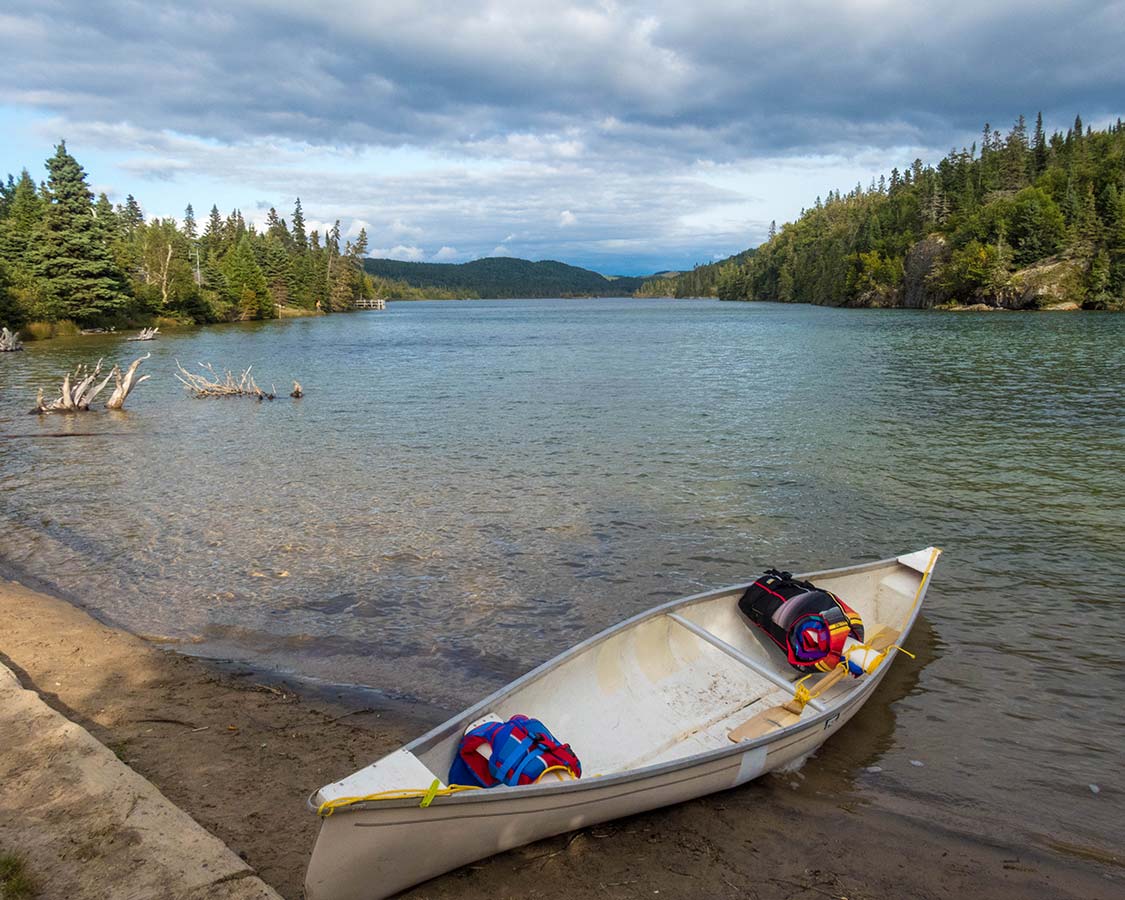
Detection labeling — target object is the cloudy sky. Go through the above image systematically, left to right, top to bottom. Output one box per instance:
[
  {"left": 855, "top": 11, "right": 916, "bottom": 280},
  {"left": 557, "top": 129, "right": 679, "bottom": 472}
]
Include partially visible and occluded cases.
[{"left": 1, "top": 1, "right": 1122, "bottom": 274}]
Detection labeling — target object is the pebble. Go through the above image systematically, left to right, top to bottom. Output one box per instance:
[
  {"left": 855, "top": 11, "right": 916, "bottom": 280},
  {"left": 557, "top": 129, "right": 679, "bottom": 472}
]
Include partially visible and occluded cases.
[
  {"left": 910, "top": 760, "right": 925, "bottom": 767},
  {"left": 865, "top": 765, "right": 883, "bottom": 773},
  {"left": 1089, "top": 784, "right": 1100, "bottom": 794}
]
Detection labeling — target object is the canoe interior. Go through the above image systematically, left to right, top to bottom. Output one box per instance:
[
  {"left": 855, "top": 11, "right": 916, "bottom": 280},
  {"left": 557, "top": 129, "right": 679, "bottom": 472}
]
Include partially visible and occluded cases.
[{"left": 316, "top": 550, "right": 934, "bottom": 804}]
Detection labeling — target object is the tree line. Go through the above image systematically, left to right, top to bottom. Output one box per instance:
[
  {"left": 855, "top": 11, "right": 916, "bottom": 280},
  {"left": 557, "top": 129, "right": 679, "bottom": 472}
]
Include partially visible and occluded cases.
[
  {"left": 642, "top": 114, "right": 1125, "bottom": 310},
  {"left": 0, "top": 142, "right": 381, "bottom": 332},
  {"left": 363, "top": 256, "right": 649, "bottom": 298}
]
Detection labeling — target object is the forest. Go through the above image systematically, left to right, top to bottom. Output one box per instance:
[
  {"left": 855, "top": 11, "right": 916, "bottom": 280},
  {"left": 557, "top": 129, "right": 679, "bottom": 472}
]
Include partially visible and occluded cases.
[
  {"left": 642, "top": 114, "right": 1125, "bottom": 310},
  {"left": 0, "top": 142, "right": 399, "bottom": 335},
  {"left": 363, "top": 257, "right": 648, "bottom": 298}
]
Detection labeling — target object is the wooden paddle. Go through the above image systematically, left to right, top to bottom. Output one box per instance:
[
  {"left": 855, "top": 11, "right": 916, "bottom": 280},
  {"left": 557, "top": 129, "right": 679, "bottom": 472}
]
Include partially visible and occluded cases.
[{"left": 728, "top": 626, "right": 901, "bottom": 743}]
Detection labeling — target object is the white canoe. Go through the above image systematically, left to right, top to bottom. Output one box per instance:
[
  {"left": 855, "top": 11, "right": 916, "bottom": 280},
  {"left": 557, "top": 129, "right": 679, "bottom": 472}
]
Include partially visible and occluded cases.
[{"left": 306, "top": 547, "right": 941, "bottom": 900}]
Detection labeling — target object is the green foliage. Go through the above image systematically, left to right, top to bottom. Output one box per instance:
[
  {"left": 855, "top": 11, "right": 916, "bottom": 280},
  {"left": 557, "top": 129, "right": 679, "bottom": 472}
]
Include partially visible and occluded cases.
[
  {"left": 668, "top": 114, "right": 1125, "bottom": 308},
  {"left": 31, "top": 142, "right": 129, "bottom": 325},
  {"left": 0, "top": 144, "right": 379, "bottom": 330},
  {"left": 223, "top": 236, "right": 272, "bottom": 320},
  {"left": 940, "top": 240, "right": 1010, "bottom": 297},
  {"left": 363, "top": 257, "right": 648, "bottom": 298},
  {"left": 0, "top": 260, "right": 21, "bottom": 329},
  {"left": 0, "top": 851, "right": 37, "bottom": 900}
]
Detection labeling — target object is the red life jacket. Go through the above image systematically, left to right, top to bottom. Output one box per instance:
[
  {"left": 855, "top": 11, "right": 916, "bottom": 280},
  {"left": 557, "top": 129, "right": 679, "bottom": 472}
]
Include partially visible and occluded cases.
[{"left": 449, "top": 715, "right": 582, "bottom": 788}]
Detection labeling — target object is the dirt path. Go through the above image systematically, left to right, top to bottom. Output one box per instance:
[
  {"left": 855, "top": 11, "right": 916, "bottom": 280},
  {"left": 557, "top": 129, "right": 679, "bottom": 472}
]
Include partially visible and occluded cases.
[{"left": 0, "top": 578, "right": 1118, "bottom": 899}]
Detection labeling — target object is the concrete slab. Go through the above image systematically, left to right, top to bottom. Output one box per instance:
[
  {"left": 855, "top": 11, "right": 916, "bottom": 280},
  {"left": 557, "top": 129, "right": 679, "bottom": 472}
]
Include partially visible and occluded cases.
[{"left": 0, "top": 662, "right": 283, "bottom": 900}]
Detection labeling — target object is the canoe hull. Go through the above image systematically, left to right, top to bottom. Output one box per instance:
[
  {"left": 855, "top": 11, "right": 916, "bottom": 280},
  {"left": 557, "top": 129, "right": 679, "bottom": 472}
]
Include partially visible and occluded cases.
[{"left": 305, "top": 665, "right": 885, "bottom": 900}]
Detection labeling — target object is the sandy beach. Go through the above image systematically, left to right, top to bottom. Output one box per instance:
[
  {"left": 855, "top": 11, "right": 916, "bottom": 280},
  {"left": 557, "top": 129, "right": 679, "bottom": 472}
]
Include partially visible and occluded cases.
[{"left": 0, "top": 576, "right": 1118, "bottom": 900}]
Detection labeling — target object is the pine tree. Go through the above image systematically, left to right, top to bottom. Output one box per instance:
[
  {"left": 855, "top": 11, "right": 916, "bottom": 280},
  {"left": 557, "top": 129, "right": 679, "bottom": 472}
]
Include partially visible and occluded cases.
[
  {"left": 1032, "top": 112, "right": 1048, "bottom": 174},
  {"left": 32, "top": 142, "right": 128, "bottom": 323},
  {"left": 0, "top": 170, "right": 45, "bottom": 270},
  {"left": 0, "top": 174, "right": 15, "bottom": 219},
  {"left": 120, "top": 194, "right": 143, "bottom": 236},
  {"left": 291, "top": 198, "right": 307, "bottom": 250},
  {"left": 183, "top": 204, "right": 197, "bottom": 241},
  {"left": 201, "top": 204, "right": 224, "bottom": 258},
  {"left": 221, "top": 234, "right": 271, "bottom": 320},
  {"left": 261, "top": 237, "right": 293, "bottom": 307},
  {"left": 0, "top": 259, "right": 23, "bottom": 328}
]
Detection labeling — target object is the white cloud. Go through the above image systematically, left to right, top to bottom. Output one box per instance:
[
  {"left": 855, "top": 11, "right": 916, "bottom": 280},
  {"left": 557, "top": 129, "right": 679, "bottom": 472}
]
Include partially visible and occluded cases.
[
  {"left": 558, "top": 209, "right": 577, "bottom": 227},
  {"left": 390, "top": 218, "right": 423, "bottom": 237},
  {"left": 372, "top": 244, "right": 425, "bottom": 261},
  {"left": 432, "top": 245, "right": 460, "bottom": 260},
  {"left": 489, "top": 245, "right": 512, "bottom": 257}
]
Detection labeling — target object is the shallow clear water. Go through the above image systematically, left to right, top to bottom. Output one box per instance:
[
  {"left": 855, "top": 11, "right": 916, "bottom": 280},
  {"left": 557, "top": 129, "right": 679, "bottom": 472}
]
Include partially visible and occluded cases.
[{"left": 1, "top": 299, "right": 1122, "bottom": 853}]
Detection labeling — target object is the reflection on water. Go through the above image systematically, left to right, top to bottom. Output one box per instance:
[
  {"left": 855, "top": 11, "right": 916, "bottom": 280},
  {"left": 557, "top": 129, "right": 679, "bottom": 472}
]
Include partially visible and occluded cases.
[{"left": 1, "top": 299, "right": 1122, "bottom": 853}]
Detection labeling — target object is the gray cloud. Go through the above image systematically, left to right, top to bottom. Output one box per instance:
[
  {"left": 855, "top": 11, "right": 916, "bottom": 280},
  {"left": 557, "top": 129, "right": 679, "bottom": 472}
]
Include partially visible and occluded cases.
[
  {"left": 2, "top": 1, "right": 1121, "bottom": 270},
  {"left": 4, "top": 1, "right": 1121, "bottom": 157}
]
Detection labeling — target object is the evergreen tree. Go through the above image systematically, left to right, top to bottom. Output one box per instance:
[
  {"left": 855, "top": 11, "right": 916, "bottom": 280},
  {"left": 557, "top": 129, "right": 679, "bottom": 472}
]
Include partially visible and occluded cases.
[
  {"left": 1032, "top": 112, "right": 1048, "bottom": 174},
  {"left": 32, "top": 142, "right": 128, "bottom": 323},
  {"left": 0, "top": 170, "right": 45, "bottom": 269},
  {"left": 0, "top": 173, "right": 15, "bottom": 219},
  {"left": 120, "top": 194, "right": 144, "bottom": 236},
  {"left": 291, "top": 198, "right": 307, "bottom": 250},
  {"left": 183, "top": 204, "right": 197, "bottom": 240},
  {"left": 201, "top": 204, "right": 224, "bottom": 258},
  {"left": 221, "top": 234, "right": 271, "bottom": 320},
  {"left": 261, "top": 237, "right": 293, "bottom": 307},
  {"left": 0, "top": 259, "right": 23, "bottom": 328}
]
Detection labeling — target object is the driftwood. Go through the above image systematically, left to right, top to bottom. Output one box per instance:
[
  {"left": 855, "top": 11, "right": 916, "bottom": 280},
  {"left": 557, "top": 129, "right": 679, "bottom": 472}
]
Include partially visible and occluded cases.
[
  {"left": 128, "top": 326, "right": 159, "bottom": 342},
  {"left": 0, "top": 327, "right": 23, "bottom": 351},
  {"left": 106, "top": 353, "right": 151, "bottom": 409},
  {"left": 32, "top": 354, "right": 149, "bottom": 413},
  {"left": 33, "top": 359, "right": 114, "bottom": 412},
  {"left": 176, "top": 361, "right": 276, "bottom": 400},
  {"left": 290, "top": 380, "right": 303, "bottom": 398}
]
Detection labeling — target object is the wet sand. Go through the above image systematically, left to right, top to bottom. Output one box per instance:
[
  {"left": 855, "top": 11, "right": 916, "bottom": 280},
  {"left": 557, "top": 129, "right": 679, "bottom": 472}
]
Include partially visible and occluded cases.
[{"left": 0, "top": 577, "right": 1118, "bottom": 900}]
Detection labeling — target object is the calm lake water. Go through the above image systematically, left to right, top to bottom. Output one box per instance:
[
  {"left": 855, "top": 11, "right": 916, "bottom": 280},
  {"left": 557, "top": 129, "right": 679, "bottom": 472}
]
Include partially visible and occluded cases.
[{"left": 1, "top": 298, "right": 1122, "bottom": 857}]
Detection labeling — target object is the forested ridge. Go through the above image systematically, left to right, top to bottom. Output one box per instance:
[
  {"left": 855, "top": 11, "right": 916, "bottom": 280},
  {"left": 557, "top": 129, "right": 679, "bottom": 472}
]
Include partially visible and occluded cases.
[
  {"left": 643, "top": 114, "right": 1125, "bottom": 310},
  {"left": 0, "top": 142, "right": 438, "bottom": 335},
  {"left": 636, "top": 249, "right": 755, "bottom": 298},
  {"left": 363, "top": 257, "right": 648, "bottom": 298}
]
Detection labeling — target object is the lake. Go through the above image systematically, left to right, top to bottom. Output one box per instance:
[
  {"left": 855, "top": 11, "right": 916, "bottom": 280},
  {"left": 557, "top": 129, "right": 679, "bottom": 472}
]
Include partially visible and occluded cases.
[{"left": 1, "top": 298, "right": 1121, "bottom": 857}]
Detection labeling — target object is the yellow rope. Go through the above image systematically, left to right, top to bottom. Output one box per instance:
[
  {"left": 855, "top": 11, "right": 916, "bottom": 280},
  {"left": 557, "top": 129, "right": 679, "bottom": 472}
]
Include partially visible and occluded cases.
[
  {"left": 787, "top": 547, "right": 940, "bottom": 708},
  {"left": 317, "top": 764, "right": 581, "bottom": 816},
  {"left": 318, "top": 780, "right": 482, "bottom": 817}
]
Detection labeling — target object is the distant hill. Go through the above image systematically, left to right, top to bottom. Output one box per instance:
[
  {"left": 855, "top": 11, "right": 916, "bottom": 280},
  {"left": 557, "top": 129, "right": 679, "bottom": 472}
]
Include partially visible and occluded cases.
[
  {"left": 636, "top": 249, "right": 757, "bottom": 298},
  {"left": 362, "top": 257, "right": 649, "bottom": 298}
]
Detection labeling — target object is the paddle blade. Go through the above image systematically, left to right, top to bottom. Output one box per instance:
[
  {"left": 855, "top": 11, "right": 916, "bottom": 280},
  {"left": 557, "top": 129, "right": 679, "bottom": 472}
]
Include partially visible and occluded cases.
[
  {"left": 865, "top": 627, "right": 902, "bottom": 653},
  {"left": 728, "top": 706, "right": 802, "bottom": 742}
]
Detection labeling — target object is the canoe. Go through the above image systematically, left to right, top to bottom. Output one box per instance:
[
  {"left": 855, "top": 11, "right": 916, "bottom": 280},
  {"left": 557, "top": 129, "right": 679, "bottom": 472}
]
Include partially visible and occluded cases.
[{"left": 306, "top": 547, "right": 941, "bottom": 900}]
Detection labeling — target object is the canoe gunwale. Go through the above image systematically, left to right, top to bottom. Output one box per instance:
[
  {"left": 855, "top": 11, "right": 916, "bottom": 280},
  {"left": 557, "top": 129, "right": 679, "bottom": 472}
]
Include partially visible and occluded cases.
[{"left": 309, "top": 550, "right": 936, "bottom": 815}]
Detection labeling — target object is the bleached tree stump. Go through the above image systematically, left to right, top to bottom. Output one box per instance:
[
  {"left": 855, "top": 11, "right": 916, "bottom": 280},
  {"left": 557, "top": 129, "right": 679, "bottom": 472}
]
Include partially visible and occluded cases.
[
  {"left": 0, "top": 327, "right": 23, "bottom": 351},
  {"left": 106, "top": 353, "right": 151, "bottom": 409},
  {"left": 32, "top": 354, "right": 149, "bottom": 413}
]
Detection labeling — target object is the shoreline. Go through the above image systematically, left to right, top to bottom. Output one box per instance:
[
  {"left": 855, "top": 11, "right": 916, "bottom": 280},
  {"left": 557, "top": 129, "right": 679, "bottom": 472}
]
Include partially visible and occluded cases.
[{"left": 0, "top": 576, "right": 1118, "bottom": 899}]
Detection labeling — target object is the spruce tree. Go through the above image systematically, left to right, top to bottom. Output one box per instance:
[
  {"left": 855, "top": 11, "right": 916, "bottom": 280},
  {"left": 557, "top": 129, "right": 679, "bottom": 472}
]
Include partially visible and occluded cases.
[
  {"left": 1032, "top": 112, "right": 1048, "bottom": 174},
  {"left": 33, "top": 142, "right": 128, "bottom": 323},
  {"left": 0, "top": 170, "right": 45, "bottom": 270},
  {"left": 120, "top": 194, "right": 143, "bottom": 236},
  {"left": 291, "top": 198, "right": 307, "bottom": 250},
  {"left": 183, "top": 204, "right": 197, "bottom": 240},
  {"left": 202, "top": 204, "right": 224, "bottom": 257},
  {"left": 221, "top": 234, "right": 271, "bottom": 319},
  {"left": 0, "top": 259, "right": 23, "bottom": 328}
]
